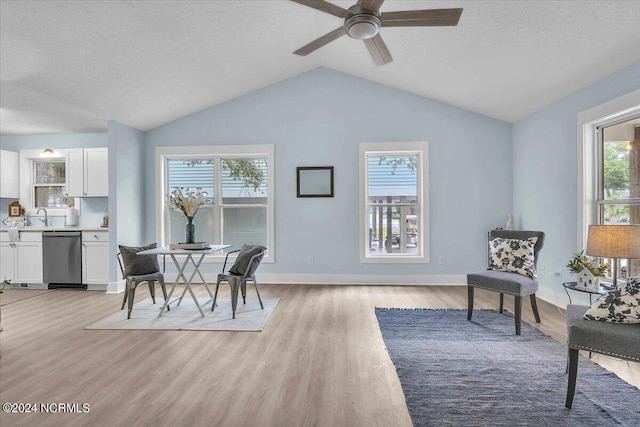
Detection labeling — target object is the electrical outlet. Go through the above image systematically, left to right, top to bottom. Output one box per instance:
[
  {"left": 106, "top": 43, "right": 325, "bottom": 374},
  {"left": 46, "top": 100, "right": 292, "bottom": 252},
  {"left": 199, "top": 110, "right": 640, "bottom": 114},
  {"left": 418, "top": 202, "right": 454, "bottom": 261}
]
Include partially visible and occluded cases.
[
  {"left": 308, "top": 256, "right": 315, "bottom": 265},
  {"left": 439, "top": 256, "right": 446, "bottom": 265}
]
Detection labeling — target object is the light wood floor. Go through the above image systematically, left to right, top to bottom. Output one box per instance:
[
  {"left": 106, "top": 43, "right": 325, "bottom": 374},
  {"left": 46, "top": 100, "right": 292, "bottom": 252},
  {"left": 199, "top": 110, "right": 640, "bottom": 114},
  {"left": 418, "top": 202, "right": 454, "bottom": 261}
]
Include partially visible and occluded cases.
[{"left": 0, "top": 285, "right": 638, "bottom": 427}]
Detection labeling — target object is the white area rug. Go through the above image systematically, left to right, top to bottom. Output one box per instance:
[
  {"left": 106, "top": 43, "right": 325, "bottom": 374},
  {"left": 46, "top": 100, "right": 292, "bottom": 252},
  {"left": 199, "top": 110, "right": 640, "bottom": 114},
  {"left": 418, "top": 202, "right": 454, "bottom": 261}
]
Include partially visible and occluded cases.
[{"left": 86, "top": 297, "right": 279, "bottom": 331}]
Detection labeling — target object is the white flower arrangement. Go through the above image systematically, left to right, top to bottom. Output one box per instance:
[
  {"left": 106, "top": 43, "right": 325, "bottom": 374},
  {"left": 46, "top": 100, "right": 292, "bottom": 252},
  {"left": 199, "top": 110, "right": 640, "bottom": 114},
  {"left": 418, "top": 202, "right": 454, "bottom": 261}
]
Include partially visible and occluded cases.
[{"left": 166, "top": 187, "right": 210, "bottom": 217}]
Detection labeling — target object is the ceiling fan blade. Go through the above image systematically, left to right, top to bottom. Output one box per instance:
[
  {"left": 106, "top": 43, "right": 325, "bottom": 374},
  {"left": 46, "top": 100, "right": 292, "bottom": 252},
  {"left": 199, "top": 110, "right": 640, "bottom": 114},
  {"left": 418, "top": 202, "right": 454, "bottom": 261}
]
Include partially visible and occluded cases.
[
  {"left": 291, "top": 0, "right": 352, "bottom": 18},
  {"left": 358, "top": 0, "right": 385, "bottom": 12},
  {"left": 381, "top": 8, "right": 463, "bottom": 27},
  {"left": 293, "top": 26, "right": 346, "bottom": 56},
  {"left": 363, "top": 34, "right": 393, "bottom": 66}
]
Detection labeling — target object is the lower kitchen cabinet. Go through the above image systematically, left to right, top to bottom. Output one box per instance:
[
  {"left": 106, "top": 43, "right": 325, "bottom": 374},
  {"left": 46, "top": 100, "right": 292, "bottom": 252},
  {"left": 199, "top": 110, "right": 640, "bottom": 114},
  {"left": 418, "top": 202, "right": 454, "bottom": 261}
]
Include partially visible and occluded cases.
[
  {"left": 82, "top": 231, "right": 109, "bottom": 285},
  {"left": 0, "top": 232, "right": 43, "bottom": 283}
]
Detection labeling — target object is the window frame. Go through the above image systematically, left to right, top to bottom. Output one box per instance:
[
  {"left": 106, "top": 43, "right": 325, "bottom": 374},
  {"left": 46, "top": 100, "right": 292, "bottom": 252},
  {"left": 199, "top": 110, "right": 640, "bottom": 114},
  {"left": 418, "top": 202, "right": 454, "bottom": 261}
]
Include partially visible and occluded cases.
[
  {"left": 578, "top": 90, "right": 640, "bottom": 283},
  {"left": 596, "top": 119, "right": 640, "bottom": 224},
  {"left": 359, "top": 141, "right": 429, "bottom": 263},
  {"left": 156, "top": 144, "right": 274, "bottom": 263},
  {"left": 19, "top": 149, "right": 79, "bottom": 216}
]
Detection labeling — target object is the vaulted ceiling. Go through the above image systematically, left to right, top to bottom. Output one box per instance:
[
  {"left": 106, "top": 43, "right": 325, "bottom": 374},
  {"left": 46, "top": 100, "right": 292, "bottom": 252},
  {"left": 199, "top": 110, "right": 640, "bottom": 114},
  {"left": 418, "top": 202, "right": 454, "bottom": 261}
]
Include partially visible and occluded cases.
[{"left": 1, "top": 0, "right": 639, "bottom": 135}]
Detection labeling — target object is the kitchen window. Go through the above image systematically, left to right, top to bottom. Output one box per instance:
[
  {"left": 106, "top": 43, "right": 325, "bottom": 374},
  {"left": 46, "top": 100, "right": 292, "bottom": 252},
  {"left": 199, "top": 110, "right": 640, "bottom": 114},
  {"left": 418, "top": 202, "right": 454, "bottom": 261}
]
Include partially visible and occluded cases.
[
  {"left": 359, "top": 142, "right": 429, "bottom": 263},
  {"left": 157, "top": 145, "right": 274, "bottom": 261},
  {"left": 33, "top": 160, "right": 74, "bottom": 209}
]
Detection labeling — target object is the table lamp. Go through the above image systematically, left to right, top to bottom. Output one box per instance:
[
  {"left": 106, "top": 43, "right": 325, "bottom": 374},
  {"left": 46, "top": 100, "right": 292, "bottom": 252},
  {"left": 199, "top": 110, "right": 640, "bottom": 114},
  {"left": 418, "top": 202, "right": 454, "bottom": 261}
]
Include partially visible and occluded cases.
[{"left": 586, "top": 224, "right": 640, "bottom": 289}]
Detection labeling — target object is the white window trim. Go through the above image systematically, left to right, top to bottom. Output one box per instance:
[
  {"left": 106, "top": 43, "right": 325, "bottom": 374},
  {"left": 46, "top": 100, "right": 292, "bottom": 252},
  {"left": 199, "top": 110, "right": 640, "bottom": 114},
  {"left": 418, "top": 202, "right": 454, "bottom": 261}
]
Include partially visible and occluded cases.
[
  {"left": 577, "top": 89, "right": 640, "bottom": 250},
  {"left": 359, "top": 141, "right": 429, "bottom": 264},
  {"left": 155, "top": 144, "right": 275, "bottom": 263},
  {"left": 19, "top": 149, "right": 79, "bottom": 216}
]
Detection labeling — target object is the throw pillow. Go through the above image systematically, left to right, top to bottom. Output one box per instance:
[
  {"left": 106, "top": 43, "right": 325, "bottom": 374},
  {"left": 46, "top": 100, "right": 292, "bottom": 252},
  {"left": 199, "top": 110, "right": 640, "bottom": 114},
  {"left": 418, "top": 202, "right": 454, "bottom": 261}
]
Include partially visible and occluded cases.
[
  {"left": 488, "top": 237, "right": 538, "bottom": 278},
  {"left": 119, "top": 243, "right": 160, "bottom": 276},
  {"left": 228, "top": 244, "right": 266, "bottom": 275},
  {"left": 626, "top": 275, "right": 640, "bottom": 294},
  {"left": 583, "top": 287, "right": 640, "bottom": 324}
]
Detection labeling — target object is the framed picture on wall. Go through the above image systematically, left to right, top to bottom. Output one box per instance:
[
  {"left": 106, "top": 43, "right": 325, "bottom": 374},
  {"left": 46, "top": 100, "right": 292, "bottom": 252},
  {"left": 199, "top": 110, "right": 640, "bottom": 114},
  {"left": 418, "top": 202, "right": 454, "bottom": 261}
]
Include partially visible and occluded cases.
[{"left": 297, "top": 166, "right": 334, "bottom": 198}]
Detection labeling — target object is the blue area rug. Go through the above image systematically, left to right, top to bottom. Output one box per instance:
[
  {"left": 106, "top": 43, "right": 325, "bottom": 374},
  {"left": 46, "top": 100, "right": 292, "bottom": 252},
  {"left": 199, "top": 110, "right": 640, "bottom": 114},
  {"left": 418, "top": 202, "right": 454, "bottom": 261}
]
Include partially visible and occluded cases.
[{"left": 375, "top": 308, "right": 640, "bottom": 427}]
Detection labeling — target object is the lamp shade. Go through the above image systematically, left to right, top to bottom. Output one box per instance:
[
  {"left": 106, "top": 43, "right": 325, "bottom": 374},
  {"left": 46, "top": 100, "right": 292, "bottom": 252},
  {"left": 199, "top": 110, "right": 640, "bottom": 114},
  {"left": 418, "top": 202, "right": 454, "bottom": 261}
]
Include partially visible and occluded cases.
[{"left": 586, "top": 225, "right": 640, "bottom": 259}]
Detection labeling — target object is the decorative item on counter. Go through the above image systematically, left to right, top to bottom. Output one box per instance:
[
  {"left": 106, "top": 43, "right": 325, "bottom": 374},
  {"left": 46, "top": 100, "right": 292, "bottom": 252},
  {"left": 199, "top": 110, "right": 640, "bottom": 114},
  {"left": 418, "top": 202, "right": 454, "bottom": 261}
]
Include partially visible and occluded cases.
[
  {"left": 166, "top": 187, "right": 210, "bottom": 244},
  {"left": 8, "top": 201, "right": 22, "bottom": 217},
  {"left": 66, "top": 207, "right": 78, "bottom": 227},
  {"left": 101, "top": 211, "right": 109, "bottom": 228},
  {"left": 2, "top": 216, "right": 28, "bottom": 228},
  {"left": 566, "top": 250, "right": 608, "bottom": 290}
]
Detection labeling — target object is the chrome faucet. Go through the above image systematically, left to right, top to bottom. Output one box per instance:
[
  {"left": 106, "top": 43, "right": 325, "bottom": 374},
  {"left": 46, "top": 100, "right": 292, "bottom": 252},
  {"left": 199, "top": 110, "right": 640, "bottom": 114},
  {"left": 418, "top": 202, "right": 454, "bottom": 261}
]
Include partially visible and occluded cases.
[{"left": 37, "top": 208, "right": 48, "bottom": 227}]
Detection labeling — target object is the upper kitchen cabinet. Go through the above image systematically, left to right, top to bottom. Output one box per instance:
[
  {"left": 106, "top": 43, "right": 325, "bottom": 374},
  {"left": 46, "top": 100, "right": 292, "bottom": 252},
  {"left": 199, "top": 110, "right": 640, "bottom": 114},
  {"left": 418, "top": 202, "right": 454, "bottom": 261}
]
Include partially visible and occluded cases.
[
  {"left": 66, "top": 148, "right": 108, "bottom": 197},
  {"left": 0, "top": 150, "right": 19, "bottom": 198}
]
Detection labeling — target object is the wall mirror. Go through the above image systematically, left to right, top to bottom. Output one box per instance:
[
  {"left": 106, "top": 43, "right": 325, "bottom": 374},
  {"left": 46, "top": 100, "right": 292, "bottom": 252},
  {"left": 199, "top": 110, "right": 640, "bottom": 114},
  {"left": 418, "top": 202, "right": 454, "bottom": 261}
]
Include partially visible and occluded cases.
[{"left": 296, "top": 166, "right": 334, "bottom": 198}]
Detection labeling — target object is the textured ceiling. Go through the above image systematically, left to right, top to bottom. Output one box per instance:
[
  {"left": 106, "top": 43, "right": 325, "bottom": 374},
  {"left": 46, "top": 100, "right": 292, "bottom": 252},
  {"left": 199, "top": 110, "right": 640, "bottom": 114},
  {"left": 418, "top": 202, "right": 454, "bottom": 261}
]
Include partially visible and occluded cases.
[{"left": 1, "top": 0, "right": 639, "bottom": 135}]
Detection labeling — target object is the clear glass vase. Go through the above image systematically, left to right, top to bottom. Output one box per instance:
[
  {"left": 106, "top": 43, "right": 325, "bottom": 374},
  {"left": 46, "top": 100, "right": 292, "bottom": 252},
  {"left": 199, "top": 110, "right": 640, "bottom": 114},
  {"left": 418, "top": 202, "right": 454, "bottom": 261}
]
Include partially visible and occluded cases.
[{"left": 185, "top": 216, "right": 195, "bottom": 244}]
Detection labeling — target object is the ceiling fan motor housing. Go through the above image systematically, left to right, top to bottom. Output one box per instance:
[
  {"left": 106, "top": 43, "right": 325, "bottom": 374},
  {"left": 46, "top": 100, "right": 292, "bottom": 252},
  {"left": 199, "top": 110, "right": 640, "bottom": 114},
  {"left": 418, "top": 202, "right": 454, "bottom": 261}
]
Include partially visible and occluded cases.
[{"left": 344, "top": 6, "right": 381, "bottom": 40}]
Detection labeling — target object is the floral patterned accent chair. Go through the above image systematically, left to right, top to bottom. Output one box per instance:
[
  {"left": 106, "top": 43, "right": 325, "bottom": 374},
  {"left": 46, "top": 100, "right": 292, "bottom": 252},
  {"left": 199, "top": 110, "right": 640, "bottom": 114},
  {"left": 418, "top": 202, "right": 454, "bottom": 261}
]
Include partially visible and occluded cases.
[
  {"left": 466, "top": 230, "right": 545, "bottom": 335},
  {"left": 565, "top": 277, "right": 640, "bottom": 408}
]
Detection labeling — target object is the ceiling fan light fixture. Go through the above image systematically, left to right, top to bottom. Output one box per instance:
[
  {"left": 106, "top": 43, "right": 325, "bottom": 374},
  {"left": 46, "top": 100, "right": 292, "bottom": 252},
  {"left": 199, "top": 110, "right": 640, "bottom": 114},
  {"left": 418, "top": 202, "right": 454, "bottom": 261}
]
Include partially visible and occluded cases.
[{"left": 344, "top": 14, "right": 381, "bottom": 40}]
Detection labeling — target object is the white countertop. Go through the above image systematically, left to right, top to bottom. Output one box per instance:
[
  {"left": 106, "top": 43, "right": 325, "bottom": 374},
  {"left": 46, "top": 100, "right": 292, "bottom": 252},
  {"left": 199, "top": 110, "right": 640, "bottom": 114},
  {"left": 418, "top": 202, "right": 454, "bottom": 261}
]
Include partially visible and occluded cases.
[{"left": 0, "top": 227, "right": 109, "bottom": 232}]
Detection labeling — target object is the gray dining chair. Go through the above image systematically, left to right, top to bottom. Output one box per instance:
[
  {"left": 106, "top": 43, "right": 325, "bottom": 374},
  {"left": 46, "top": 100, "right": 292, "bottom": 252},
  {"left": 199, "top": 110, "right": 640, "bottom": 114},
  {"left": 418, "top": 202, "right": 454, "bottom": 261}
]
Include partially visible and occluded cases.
[
  {"left": 466, "top": 230, "right": 545, "bottom": 335},
  {"left": 118, "top": 243, "right": 168, "bottom": 319},
  {"left": 212, "top": 245, "right": 266, "bottom": 319}
]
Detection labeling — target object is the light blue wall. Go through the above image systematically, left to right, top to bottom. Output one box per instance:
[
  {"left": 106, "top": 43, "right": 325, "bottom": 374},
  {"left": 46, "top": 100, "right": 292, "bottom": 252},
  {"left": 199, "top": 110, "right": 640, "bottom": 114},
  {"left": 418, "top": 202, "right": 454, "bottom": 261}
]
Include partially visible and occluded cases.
[
  {"left": 513, "top": 62, "right": 640, "bottom": 305},
  {"left": 144, "top": 68, "right": 513, "bottom": 280},
  {"left": 107, "top": 121, "right": 145, "bottom": 282},
  {"left": 0, "top": 133, "right": 108, "bottom": 227}
]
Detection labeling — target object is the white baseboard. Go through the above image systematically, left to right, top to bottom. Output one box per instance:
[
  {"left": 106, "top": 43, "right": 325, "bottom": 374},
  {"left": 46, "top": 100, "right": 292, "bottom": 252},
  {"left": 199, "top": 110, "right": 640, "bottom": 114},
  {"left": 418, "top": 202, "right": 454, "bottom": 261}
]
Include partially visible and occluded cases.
[
  {"left": 159, "top": 272, "right": 468, "bottom": 286},
  {"left": 105, "top": 279, "right": 126, "bottom": 294}
]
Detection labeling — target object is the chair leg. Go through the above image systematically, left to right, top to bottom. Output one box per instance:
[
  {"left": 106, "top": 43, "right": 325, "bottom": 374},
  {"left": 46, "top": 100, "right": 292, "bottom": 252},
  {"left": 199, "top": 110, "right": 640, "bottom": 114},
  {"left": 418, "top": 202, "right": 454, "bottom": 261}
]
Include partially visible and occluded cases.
[
  {"left": 158, "top": 276, "right": 169, "bottom": 312},
  {"left": 212, "top": 278, "right": 222, "bottom": 312},
  {"left": 230, "top": 279, "right": 240, "bottom": 319},
  {"left": 253, "top": 279, "right": 264, "bottom": 309},
  {"left": 121, "top": 280, "right": 130, "bottom": 310},
  {"left": 148, "top": 280, "right": 156, "bottom": 304},
  {"left": 127, "top": 281, "right": 137, "bottom": 319},
  {"left": 241, "top": 281, "right": 247, "bottom": 304},
  {"left": 467, "top": 286, "right": 474, "bottom": 321},
  {"left": 499, "top": 293, "right": 504, "bottom": 313},
  {"left": 530, "top": 294, "right": 541, "bottom": 323},
  {"left": 514, "top": 296, "right": 522, "bottom": 335},
  {"left": 565, "top": 348, "right": 579, "bottom": 408}
]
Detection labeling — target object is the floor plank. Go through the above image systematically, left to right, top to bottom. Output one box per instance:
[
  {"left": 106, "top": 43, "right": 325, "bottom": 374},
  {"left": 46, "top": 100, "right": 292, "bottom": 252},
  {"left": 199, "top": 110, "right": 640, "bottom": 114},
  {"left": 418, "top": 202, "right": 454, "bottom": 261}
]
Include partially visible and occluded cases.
[{"left": 0, "top": 285, "right": 637, "bottom": 427}]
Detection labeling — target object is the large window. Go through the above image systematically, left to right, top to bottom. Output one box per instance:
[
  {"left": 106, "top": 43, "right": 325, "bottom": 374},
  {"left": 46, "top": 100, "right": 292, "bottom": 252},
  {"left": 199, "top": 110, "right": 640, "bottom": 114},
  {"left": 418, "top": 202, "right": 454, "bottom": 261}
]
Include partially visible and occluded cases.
[
  {"left": 597, "top": 117, "right": 640, "bottom": 279},
  {"left": 359, "top": 142, "right": 429, "bottom": 263},
  {"left": 157, "top": 145, "right": 274, "bottom": 260}
]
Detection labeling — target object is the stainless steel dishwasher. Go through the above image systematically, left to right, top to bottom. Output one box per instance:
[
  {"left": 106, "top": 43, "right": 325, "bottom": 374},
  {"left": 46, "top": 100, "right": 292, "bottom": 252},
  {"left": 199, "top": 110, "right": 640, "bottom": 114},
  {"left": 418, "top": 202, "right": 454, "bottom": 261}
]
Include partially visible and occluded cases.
[{"left": 42, "top": 231, "right": 85, "bottom": 289}]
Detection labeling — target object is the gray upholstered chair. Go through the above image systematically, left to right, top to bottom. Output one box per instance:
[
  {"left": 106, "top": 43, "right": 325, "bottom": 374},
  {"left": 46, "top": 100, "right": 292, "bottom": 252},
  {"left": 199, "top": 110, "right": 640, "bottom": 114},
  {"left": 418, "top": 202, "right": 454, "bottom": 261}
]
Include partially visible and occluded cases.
[
  {"left": 467, "top": 230, "right": 545, "bottom": 335},
  {"left": 117, "top": 244, "right": 168, "bottom": 319},
  {"left": 212, "top": 245, "right": 266, "bottom": 319},
  {"left": 565, "top": 304, "right": 640, "bottom": 408}
]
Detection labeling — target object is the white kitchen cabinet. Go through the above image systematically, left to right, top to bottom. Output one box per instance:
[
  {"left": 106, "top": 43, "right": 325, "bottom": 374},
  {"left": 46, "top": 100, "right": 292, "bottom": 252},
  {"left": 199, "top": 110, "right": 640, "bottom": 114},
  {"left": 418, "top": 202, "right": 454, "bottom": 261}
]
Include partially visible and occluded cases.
[
  {"left": 66, "top": 148, "right": 108, "bottom": 197},
  {"left": 0, "top": 149, "right": 19, "bottom": 198},
  {"left": 82, "top": 231, "right": 109, "bottom": 285},
  {"left": 0, "top": 232, "right": 43, "bottom": 283}
]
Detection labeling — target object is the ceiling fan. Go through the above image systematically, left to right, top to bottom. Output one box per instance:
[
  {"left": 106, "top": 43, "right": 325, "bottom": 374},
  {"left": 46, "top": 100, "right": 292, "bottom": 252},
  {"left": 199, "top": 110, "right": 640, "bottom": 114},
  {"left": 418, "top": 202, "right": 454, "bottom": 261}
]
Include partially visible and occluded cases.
[{"left": 291, "top": 0, "right": 463, "bottom": 66}]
